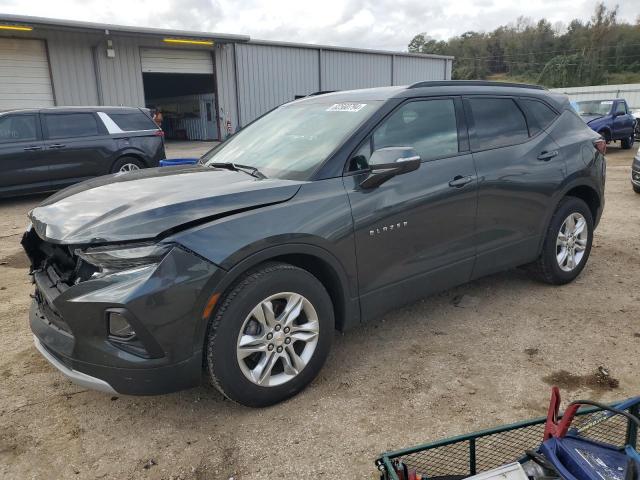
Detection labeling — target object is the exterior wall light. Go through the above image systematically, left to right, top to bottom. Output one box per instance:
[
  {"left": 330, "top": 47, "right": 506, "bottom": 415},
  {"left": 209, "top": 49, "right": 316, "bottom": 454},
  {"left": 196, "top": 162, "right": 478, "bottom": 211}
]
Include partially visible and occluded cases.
[
  {"left": 0, "top": 24, "right": 33, "bottom": 31},
  {"left": 163, "top": 38, "right": 214, "bottom": 46}
]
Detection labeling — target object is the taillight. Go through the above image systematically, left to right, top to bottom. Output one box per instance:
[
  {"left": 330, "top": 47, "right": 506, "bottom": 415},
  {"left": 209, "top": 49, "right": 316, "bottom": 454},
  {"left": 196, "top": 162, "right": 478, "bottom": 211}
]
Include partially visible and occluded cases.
[
  {"left": 154, "top": 129, "right": 164, "bottom": 137},
  {"left": 594, "top": 138, "right": 606, "bottom": 155}
]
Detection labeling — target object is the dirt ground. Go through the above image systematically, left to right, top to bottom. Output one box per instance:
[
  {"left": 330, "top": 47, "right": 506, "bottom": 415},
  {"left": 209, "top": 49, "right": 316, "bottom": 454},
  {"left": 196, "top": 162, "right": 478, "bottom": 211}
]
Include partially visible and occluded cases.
[{"left": 1, "top": 145, "right": 639, "bottom": 480}]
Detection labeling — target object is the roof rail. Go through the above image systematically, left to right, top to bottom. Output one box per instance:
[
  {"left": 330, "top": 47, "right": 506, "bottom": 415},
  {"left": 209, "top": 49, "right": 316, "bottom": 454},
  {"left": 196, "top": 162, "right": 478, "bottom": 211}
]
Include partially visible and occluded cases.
[{"left": 408, "top": 80, "right": 546, "bottom": 90}]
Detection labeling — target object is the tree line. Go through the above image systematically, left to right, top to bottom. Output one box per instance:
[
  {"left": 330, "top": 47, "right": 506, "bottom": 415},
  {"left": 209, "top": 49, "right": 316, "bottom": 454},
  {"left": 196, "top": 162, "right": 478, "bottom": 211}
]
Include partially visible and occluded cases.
[{"left": 408, "top": 3, "right": 640, "bottom": 87}]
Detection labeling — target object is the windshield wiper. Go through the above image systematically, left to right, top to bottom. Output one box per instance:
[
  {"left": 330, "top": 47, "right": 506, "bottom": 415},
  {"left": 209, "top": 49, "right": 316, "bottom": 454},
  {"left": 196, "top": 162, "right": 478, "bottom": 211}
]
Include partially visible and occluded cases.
[{"left": 209, "top": 162, "right": 267, "bottom": 179}]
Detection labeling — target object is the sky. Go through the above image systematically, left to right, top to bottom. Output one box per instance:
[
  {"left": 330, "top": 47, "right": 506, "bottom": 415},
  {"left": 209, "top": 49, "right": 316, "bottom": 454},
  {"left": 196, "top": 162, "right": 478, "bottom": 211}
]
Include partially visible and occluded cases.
[{"left": 0, "top": 0, "right": 638, "bottom": 51}]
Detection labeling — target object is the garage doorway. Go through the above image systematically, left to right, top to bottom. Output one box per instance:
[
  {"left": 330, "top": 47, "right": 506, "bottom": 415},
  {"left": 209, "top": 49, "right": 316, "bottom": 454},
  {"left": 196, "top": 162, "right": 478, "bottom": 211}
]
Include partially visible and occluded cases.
[{"left": 140, "top": 48, "right": 218, "bottom": 141}]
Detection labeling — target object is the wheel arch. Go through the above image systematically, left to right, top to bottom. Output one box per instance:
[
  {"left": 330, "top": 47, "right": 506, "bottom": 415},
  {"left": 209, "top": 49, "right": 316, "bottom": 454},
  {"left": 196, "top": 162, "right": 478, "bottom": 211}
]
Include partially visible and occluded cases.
[
  {"left": 597, "top": 127, "right": 612, "bottom": 141},
  {"left": 111, "top": 152, "right": 148, "bottom": 171},
  {"left": 536, "top": 180, "right": 602, "bottom": 256},
  {"left": 564, "top": 184, "right": 601, "bottom": 223},
  {"left": 203, "top": 244, "right": 359, "bottom": 339}
]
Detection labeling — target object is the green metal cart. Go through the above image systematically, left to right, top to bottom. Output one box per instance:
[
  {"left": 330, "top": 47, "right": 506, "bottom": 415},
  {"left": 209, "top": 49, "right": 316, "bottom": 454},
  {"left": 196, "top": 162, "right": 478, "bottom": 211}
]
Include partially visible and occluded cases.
[{"left": 376, "top": 401, "right": 640, "bottom": 480}]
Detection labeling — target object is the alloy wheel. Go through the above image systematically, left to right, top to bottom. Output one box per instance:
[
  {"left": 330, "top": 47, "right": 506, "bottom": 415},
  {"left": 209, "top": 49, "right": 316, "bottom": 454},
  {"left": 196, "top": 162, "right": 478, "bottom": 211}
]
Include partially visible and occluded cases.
[
  {"left": 118, "top": 163, "right": 140, "bottom": 173},
  {"left": 556, "top": 212, "right": 588, "bottom": 272},
  {"left": 236, "top": 292, "right": 319, "bottom": 387}
]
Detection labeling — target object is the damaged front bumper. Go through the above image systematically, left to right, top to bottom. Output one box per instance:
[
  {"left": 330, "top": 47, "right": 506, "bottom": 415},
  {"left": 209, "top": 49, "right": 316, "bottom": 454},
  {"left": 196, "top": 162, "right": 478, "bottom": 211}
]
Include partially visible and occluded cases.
[
  {"left": 25, "top": 229, "right": 221, "bottom": 395},
  {"left": 32, "top": 334, "right": 117, "bottom": 393}
]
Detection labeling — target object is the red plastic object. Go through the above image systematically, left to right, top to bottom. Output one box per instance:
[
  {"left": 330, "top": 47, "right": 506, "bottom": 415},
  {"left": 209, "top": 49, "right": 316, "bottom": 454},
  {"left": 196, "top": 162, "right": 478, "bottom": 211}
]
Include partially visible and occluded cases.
[
  {"left": 593, "top": 138, "right": 607, "bottom": 155},
  {"left": 543, "top": 386, "right": 581, "bottom": 440}
]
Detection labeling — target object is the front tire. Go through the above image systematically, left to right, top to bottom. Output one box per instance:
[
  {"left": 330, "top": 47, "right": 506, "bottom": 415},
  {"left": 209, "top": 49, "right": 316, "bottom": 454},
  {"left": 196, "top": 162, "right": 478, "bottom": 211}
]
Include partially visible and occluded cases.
[
  {"left": 621, "top": 134, "right": 634, "bottom": 150},
  {"left": 633, "top": 184, "right": 640, "bottom": 194},
  {"left": 529, "top": 197, "right": 593, "bottom": 285},
  {"left": 206, "top": 262, "right": 334, "bottom": 407}
]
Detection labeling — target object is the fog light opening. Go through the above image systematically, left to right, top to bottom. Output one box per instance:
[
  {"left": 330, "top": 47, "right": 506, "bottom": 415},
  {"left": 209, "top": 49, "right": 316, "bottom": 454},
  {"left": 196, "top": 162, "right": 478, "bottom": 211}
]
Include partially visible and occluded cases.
[{"left": 108, "top": 312, "right": 136, "bottom": 340}]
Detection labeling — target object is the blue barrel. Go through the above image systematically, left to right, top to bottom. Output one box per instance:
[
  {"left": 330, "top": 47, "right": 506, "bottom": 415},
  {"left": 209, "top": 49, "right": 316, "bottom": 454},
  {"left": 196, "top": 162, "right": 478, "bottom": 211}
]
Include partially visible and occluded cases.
[{"left": 159, "top": 158, "right": 200, "bottom": 167}]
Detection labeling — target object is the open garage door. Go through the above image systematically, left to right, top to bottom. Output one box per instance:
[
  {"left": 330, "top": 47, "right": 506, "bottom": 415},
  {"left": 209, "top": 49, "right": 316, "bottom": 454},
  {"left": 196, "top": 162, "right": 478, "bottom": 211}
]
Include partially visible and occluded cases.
[
  {"left": 0, "top": 38, "right": 55, "bottom": 110},
  {"left": 141, "top": 47, "right": 218, "bottom": 141},
  {"left": 140, "top": 48, "right": 214, "bottom": 74}
]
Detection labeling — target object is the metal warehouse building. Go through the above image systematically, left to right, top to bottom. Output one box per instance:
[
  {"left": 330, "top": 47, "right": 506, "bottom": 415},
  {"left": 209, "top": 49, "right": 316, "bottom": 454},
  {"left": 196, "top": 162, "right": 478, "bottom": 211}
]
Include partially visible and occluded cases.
[{"left": 0, "top": 14, "right": 452, "bottom": 141}]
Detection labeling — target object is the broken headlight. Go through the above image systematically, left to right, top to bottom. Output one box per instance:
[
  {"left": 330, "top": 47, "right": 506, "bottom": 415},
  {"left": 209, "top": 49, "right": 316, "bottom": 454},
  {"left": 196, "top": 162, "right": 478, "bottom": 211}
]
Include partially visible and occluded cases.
[{"left": 75, "top": 242, "right": 173, "bottom": 277}]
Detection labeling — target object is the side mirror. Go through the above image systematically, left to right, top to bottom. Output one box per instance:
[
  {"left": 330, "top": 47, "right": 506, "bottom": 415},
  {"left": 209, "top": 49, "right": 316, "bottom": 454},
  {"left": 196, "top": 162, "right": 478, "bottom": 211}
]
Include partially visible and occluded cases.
[{"left": 359, "top": 147, "right": 421, "bottom": 189}]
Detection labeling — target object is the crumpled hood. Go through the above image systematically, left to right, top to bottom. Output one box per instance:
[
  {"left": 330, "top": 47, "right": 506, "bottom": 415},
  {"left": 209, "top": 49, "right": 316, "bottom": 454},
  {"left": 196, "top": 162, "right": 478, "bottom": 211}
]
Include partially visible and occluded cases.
[{"left": 29, "top": 166, "right": 303, "bottom": 244}]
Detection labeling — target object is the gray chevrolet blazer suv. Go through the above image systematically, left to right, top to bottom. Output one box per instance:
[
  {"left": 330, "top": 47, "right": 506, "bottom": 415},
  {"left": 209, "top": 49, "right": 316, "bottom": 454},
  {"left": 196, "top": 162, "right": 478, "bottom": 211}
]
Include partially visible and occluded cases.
[{"left": 22, "top": 81, "right": 606, "bottom": 407}]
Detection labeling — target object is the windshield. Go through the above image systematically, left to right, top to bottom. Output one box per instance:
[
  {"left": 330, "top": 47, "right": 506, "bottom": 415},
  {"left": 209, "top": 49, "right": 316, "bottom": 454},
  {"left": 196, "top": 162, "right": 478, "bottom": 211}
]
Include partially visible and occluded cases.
[
  {"left": 203, "top": 100, "right": 382, "bottom": 180},
  {"left": 575, "top": 100, "right": 613, "bottom": 116}
]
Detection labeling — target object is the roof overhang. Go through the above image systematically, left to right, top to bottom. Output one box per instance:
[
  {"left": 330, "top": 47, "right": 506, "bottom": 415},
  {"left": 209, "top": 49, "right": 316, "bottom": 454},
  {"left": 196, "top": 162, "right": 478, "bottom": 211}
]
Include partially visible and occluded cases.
[{"left": 0, "top": 14, "right": 250, "bottom": 43}]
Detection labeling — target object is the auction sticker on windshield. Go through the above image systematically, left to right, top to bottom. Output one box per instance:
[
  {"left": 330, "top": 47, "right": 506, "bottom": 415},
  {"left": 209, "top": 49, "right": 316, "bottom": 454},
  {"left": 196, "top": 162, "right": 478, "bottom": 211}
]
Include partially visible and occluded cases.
[{"left": 326, "top": 103, "right": 367, "bottom": 112}]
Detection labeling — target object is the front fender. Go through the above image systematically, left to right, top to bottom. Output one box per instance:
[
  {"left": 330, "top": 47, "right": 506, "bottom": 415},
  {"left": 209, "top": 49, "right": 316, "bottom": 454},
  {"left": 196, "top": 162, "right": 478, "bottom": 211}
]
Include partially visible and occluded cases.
[
  {"left": 588, "top": 118, "right": 611, "bottom": 137},
  {"left": 167, "top": 177, "right": 359, "bottom": 333}
]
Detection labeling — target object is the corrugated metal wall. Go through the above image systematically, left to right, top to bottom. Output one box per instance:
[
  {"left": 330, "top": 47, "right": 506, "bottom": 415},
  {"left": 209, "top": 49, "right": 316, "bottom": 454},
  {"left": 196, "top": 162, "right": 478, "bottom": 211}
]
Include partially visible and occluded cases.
[
  {"left": 45, "top": 31, "right": 100, "bottom": 105},
  {"left": 94, "top": 35, "right": 146, "bottom": 107},
  {"left": 215, "top": 43, "right": 238, "bottom": 137},
  {"left": 221, "top": 43, "right": 452, "bottom": 127},
  {"left": 235, "top": 43, "right": 319, "bottom": 125},
  {"left": 321, "top": 50, "right": 391, "bottom": 90},
  {"left": 393, "top": 55, "right": 449, "bottom": 85},
  {"left": 550, "top": 84, "right": 640, "bottom": 109}
]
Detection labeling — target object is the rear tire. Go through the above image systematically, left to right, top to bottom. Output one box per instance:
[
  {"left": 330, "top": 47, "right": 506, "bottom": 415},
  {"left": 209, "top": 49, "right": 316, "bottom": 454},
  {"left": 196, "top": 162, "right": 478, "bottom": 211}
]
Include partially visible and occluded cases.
[
  {"left": 621, "top": 135, "right": 634, "bottom": 150},
  {"left": 111, "top": 156, "right": 144, "bottom": 173},
  {"left": 633, "top": 184, "right": 640, "bottom": 194},
  {"left": 529, "top": 197, "right": 593, "bottom": 285},
  {"left": 205, "top": 262, "right": 334, "bottom": 407}
]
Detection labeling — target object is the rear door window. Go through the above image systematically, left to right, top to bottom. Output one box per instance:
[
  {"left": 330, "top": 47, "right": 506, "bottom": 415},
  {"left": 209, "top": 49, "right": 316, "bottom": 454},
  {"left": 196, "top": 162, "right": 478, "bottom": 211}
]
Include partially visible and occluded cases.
[
  {"left": 372, "top": 98, "right": 459, "bottom": 161},
  {"left": 468, "top": 98, "right": 529, "bottom": 150},
  {"left": 520, "top": 98, "right": 559, "bottom": 136},
  {"left": 107, "top": 111, "right": 158, "bottom": 131},
  {"left": 44, "top": 113, "right": 100, "bottom": 139},
  {"left": 0, "top": 115, "right": 38, "bottom": 143}
]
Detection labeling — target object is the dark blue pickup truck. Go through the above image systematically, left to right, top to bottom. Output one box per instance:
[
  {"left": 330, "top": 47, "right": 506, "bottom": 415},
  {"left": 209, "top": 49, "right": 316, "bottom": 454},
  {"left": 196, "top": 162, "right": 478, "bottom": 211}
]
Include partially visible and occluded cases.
[{"left": 575, "top": 98, "right": 636, "bottom": 149}]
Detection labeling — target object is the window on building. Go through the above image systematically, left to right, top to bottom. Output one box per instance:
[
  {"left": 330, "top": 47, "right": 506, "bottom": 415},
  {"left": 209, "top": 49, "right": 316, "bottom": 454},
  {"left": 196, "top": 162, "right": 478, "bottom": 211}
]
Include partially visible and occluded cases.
[
  {"left": 468, "top": 98, "right": 528, "bottom": 150},
  {"left": 520, "top": 98, "right": 559, "bottom": 136},
  {"left": 372, "top": 99, "right": 459, "bottom": 161},
  {"left": 107, "top": 111, "right": 158, "bottom": 131},
  {"left": 44, "top": 113, "right": 100, "bottom": 139},
  {"left": 0, "top": 115, "right": 38, "bottom": 143}
]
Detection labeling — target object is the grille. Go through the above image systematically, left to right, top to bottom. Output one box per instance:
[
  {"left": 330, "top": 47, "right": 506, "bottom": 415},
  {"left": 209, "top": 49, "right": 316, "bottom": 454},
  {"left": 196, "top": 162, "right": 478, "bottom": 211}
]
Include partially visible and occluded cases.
[
  {"left": 22, "top": 228, "right": 94, "bottom": 286},
  {"left": 33, "top": 271, "right": 72, "bottom": 335}
]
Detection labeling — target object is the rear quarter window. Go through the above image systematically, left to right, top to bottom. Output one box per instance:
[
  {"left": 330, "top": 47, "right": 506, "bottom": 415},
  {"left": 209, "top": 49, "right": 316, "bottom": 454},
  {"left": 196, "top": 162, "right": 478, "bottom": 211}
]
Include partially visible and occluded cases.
[
  {"left": 468, "top": 97, "right": 529, "bottom": 150},
  {"left": 520, "top": 98, "right": 559, "bottom": 135},
  {"left": 107, "top": 112, "right": 158, "bottom": 131}
]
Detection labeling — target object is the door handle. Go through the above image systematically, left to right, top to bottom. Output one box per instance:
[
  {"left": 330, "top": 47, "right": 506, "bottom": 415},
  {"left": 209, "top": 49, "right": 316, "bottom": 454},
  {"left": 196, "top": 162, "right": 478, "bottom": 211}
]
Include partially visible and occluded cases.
[
  {"left": 48, "top": 144, "right": 66, "bottom": 149},
  {"left": 23, "top": 146, "right": 43, "bottom": 151},
  {"left": 537, "top": 150, "right": 558, "bottom": 161},
  {"left": 448, "top": 175, "right": 474, "bottom": 188}
]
